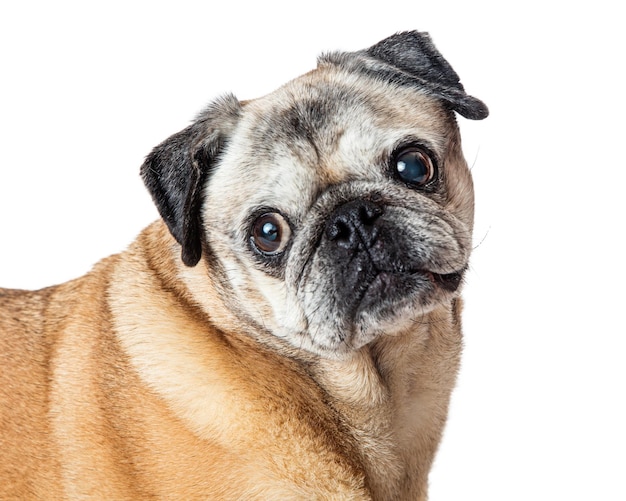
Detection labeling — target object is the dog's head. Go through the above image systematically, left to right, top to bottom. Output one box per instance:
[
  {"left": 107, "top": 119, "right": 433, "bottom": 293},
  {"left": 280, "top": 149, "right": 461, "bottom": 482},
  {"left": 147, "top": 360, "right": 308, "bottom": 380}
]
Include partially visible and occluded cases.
[{"left": 141, "top": 31, "right": 487, "bottom": 358}]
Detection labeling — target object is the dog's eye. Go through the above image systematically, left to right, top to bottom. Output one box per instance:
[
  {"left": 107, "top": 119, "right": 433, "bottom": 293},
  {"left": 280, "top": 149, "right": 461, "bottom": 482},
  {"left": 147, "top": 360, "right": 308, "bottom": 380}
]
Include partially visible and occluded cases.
[
  {"left": 393, "top": 147, "right": 435, "bottom": 186},
  {"left": 251, "top": 213, "right": 291, "bottom": 255}
]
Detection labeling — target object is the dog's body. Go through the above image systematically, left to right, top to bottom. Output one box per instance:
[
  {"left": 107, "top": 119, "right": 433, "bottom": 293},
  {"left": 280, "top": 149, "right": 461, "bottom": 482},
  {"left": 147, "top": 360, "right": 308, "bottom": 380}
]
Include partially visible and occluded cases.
[{"left": 0, "top": 32, "right": 487, "bottom": 500}]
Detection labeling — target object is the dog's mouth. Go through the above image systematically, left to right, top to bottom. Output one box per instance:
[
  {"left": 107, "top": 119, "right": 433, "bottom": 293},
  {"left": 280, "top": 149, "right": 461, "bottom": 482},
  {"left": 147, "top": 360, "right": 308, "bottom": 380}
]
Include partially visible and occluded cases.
[{"left": 355, "top": 268, "right": 464, "bottom": 314}]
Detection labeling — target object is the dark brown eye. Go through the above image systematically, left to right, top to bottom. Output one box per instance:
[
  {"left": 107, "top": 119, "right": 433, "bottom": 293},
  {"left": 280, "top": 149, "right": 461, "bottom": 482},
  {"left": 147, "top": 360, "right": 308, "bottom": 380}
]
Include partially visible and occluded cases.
[
  {"left": 393, "top": 147, "right": 435, "bottom": 186},
  {"left": 251, "top": 212, "right": 291, "bottom": 254}
]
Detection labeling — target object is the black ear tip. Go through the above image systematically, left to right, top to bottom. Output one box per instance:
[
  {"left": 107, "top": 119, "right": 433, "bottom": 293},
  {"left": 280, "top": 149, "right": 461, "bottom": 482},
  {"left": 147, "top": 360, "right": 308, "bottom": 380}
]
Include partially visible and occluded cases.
[
  {"left": 457, "top": 96, "right": 489, "bottom": 120},
  {"left": 181, "top": 244, "right": 202, "bottom": 267}
]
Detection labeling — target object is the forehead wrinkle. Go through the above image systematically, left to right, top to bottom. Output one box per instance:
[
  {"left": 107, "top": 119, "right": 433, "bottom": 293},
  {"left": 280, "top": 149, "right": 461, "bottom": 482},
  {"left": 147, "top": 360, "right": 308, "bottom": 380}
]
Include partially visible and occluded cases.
[{"left": 242, "top": 97, "right": 353, "bottom": 192}]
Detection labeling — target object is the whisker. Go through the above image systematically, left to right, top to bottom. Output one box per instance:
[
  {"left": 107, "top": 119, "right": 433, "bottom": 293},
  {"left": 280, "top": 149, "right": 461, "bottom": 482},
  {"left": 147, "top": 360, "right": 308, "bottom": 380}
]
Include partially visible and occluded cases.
[{"left": 472, "top": 226, "right": 491, "bottom": 250}]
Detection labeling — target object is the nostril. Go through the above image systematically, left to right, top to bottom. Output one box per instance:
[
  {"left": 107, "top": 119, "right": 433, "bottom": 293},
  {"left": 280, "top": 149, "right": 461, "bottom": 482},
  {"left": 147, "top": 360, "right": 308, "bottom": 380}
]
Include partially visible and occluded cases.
[
  {"left": 359, "top": 203, "right": 383, "bottom": 225},
  {"left": 326, "top": 218, "right": 351, "bottom": 242}
]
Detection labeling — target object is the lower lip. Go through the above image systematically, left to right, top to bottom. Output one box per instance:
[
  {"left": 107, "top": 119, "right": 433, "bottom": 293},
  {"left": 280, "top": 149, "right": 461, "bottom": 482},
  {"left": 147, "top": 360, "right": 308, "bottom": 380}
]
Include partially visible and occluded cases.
[{"left": 427, "top": 270, "right": 463, "bottom": 292}]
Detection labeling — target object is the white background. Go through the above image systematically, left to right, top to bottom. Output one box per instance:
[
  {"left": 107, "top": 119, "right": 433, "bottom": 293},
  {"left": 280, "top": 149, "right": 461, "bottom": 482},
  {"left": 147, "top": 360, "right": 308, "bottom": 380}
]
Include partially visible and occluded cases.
[{"left": 1, "top": 1, "right": 624, "bottom": 499}]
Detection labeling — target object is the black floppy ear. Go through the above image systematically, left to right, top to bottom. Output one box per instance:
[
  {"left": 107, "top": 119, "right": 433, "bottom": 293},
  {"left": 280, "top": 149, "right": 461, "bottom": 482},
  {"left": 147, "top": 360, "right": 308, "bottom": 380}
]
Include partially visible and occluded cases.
[
  {"left": 320, "top": 31, "right": 488, "bottom": 120},
  {"left": 141, "top": 94, "right": 242, "bottom": 267}
]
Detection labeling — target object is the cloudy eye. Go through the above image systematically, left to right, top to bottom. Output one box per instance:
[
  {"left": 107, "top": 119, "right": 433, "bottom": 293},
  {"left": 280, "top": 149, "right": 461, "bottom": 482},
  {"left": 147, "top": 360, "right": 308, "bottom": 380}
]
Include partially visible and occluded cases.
[
  {"left": 393, "top": 147, "right": 435, "bottom": 187},
  {"left": 251, "top": 212, "right": 292, "bottom": 255}
]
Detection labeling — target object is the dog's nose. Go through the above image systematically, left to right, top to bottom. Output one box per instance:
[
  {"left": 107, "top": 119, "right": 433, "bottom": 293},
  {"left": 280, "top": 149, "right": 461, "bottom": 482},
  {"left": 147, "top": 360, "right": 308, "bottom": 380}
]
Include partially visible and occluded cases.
[{"left": 325, "top": 199, "right": 383, "bottom": 250}]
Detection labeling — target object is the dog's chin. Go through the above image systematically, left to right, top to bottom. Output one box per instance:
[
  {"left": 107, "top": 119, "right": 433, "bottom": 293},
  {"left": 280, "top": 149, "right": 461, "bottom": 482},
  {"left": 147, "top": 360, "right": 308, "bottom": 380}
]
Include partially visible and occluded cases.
[
  {"left": 296, "top": 268, "right": 465, "bottom": 358},
  {"left": 354, "top": 269, "right": 462, "bottom": 338}
]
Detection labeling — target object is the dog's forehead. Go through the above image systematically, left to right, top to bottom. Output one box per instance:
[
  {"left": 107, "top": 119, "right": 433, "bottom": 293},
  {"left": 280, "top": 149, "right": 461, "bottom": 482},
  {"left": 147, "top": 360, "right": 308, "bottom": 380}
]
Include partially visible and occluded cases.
[{"left": 208, "top": 67, "right": 455, "bottom": 221}]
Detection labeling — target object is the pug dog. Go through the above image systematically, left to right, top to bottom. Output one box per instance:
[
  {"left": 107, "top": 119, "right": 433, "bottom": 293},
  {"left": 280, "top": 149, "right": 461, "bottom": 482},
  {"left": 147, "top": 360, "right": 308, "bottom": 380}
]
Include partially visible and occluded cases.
[{"left": 0, "top": 31, "right": 487, "bottom": 500}]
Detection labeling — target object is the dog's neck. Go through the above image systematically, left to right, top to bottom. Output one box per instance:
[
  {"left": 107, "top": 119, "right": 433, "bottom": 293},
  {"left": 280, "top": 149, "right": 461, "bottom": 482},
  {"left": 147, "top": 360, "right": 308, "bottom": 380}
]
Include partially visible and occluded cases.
[{"left": 312, "top": 303, "right": 461, "bottom": 498}]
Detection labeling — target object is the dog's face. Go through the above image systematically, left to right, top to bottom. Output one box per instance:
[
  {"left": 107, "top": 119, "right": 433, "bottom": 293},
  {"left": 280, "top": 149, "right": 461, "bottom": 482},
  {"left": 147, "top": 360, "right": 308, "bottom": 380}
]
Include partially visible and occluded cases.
[{"left": 141, "top": 32, "right": 487, "bottom": 358}]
